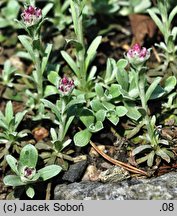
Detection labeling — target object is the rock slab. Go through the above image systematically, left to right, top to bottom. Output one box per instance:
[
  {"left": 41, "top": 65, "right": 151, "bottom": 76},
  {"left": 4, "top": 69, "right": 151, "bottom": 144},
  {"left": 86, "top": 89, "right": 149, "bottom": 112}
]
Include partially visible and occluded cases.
[{"left": 54, "top": 172, "right": 177, "bottom": 200}]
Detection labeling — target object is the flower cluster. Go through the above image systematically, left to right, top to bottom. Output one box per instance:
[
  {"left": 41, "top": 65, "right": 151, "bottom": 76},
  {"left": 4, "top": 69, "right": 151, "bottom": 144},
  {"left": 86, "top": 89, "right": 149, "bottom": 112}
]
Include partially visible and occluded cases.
[
  {"left": 21, "top": 5, "right": 42, "bottom": 27},
  {"left": 126, "top": 44, "right": 150, "bottom": 67},
  {"left": 59, "top": 76, "right": 74, "bottom": 96},
  {"left": 20, "top": 166, "right": 36, "bottom": 182}
]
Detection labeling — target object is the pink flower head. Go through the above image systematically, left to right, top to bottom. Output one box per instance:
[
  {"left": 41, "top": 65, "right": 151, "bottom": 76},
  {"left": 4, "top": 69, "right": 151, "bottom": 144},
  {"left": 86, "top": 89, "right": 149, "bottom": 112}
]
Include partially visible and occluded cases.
[
  {"left": 21, "top": 5, "right": 42, "bottom": 26},
  {"left": 127, "top": 44, "right": 150, "bottom": 67},
  {"left": 59, "top": 76, "right": 74, "bottom": 96},
  {"left": 23, "top": 167, "right": 36, "bottom": 179}
]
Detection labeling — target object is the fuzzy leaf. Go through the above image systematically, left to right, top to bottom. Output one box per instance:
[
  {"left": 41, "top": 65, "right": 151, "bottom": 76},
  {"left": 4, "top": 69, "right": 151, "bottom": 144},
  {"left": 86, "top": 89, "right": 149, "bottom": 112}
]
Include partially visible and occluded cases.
[
  {"left": 42, "top": 3, "right": 54, "bottom": 17},
  {"left": 169, "top": 5, "right": 177, "bottom": 24},
  {"left": 18, "top": 35, "right": 35, "bottom": 62},
  {"left": 86, "top": 36, "right": 102, "bottom": 69},
  {"left": 41, "top": 43, "right": 53, "bottom": 74},
  {"left": 61, "top": 51, "right": 79, "bottom": 76},
  {"left": 116, "top": 59, "right": 129, "bottom": 91},
  {"left": 47, "top": 71, "right": 60, "bottom": 87},
  {"left": 163, "top": 76, "right": 177, "bottom": 93},
  {"left": 145, "top": 77, "right": 162, "bottom": 102},
  {"left": 95, "top": 83, "right": 104, "bottom": 97},
  {"left": 109, "top": 84, "right": 121, "bottom": 98},
  {"left": 44, "top": 85, "right": 59, "bottom": 97},
  {"left": 148, "top": 85, "right": 165, "bottom": 100},
  {"left": 64, "top": 98, "right": 85, "bottom": 112},
  {"left": 41, "top": 99, "right": 61, "bottom": 122},
  {"left": 90, "top": 99, "right": 104, "bottom": 112},
  {"left": 5, "top": 101, "right": 13, "bottom": 125},
  {"left": 124, "top": 101, "right": 141, "bottom": 121},
  {"left": 116, "top": 106, "right": 128, "bottom": 117},
  {"left": 80, "top": 109, "right": 95, "bottom": 127},
  {"left": 14, "top": 110, "right": 27, "bottom": 131},
  {"left": 95, "top": 110, "right": 106, "bottom": 122},
  {"left": 108, "top": 114, "right": 119, "bottom": 126},
  {"left": 64, "top": 116, "right": 75, "bottom": 138},
  {"left": 89, "top": 121, "right": 103, "bottom": 132},
  {"left": 50, "top": 128, "right": 57, "bottom": 141},
  {"left": 74, "top": 129, "right": 92, "bottom": 147},
  {"left": 19, "top": 144, "right": 38, "bottom": 168},
  {"left": 132, "top": 145, "right": 152, "bottom": 156},
  {"left": 156, "top": 148, "right": 171, "bottom": 163},
  {"left": 161, "top": 148, "right": 174, "bottom": 159},
  {"left": 147, "top": 150, "right": 155, "bottom": 167},
  {"left": 136, "top": 154, "right": 149, "bottom": 164},
  {"left": 6, "top": 155, "right": 18, "bottom": 175},
  {"left": 38, "top": 165, "right": 62, "bottom": 181},
  {"left": 3, "top": 175, "right": 25, "bottom": 186},
  {"left": 26, "top": 186, "right": 35, "bottom": 198}
]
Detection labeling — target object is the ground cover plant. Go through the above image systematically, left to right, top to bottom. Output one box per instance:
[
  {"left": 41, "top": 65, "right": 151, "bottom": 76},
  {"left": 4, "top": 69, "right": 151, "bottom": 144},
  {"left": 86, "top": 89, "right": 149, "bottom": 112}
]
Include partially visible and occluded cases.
[{"left": 0, "top": 0, "right": 177, "bottom": 199}]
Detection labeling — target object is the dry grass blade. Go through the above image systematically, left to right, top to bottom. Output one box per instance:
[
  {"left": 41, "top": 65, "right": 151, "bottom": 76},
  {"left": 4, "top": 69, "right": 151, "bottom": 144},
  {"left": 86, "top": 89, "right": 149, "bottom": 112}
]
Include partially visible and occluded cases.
[
  {"left": 90, "top": 140, "right": 149, "bottom": 176},
  {"left": 45, "top": 182, "right": 52, "bottom": 200}
]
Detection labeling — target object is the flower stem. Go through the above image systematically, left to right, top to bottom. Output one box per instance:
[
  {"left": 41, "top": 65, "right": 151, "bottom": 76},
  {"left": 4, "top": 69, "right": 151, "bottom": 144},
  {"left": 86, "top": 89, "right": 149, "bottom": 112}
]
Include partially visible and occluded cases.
[
  {"left": 70, "top": 0, "right": 87, "bottom": 91},
  {"left": 32, "top": 37, "right": 43, "bottom": 104},
  {"left": 138, "top": 69, "right": 157, "bottom": 147},
  {"left": 58, "top": 97, "right": 67, "bottom": 142}
]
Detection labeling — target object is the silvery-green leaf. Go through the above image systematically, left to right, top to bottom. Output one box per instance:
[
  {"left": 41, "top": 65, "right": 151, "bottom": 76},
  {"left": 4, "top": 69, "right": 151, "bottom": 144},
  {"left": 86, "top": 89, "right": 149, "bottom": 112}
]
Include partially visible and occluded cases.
[
  {"left": 85, "top": 36, "right": 102, "bottom": 70},
  {"left": 41, "top": 43, "right": 53, "bottom": 74},
  {"left": 61, "top": 51, "right": 79, "bottom": 76},
  {"left": 47, "top": 71, "right": 60, "bottom": 87},
  {"left": 163, "top": 76, "right": 177, "bottom": 93},
  {"left": 145, "top": 77, "right": 162, "bottom": 102},
  {"left": 44, "top": 85, "right": 59, "bottom": 97},
  {"left": 5, "top": 101, "right": 13, "bottom": 125},
  {"left": 116, "top": 106, "right": 127, "bottom": 117},
  {"left": 74, "top": 129, "right": 92, "bottom": 147},
  {"left": 19, "top": 144, "right": 38, "bottom": 168},
  {"left": 132, "top": 145, "right": 152, "bottom": 156},
  {"left": 156, "top": 148, "right": 171, "bottom": 163},
  {"left": 147, "top": 150, "right": 155, "bottom": 167},
  {"left": 6, "top": 155, "right": 18, "bottom": 175},
  {"left": 38, "top": 165, "right": 62, "bottom": 181},
  {"left": 3, "top": 175, "right": 25, "bottom": 186},
  {"left": 26, "top": 186, "right": 35, "bottom": 198}
]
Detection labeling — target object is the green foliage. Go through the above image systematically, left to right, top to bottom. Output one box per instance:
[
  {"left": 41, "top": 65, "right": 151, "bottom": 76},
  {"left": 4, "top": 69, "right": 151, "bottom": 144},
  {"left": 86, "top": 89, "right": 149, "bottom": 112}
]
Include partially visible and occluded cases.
[
  {"left": 0, "top": 0, "right": 20, "bottom": 29},
  {"left": 48, "top": 0, "right": 71, "bottom": 31},
  {"left": 61, "top": 0, "right": 102, "bottom": 95},
  {"left": 118, "top": 0, "right": 151, "bottom": 15},
  {"left": 148, "top": 0, "right": 177, "bottom": 73},
  {"left": 0, "top": 60, "right": 17, "bottom": 88},
  {"left": 0, "top": 101, "right": 28, "bottom": 154},
  {"left": 3, "top": 144, "right": 62, "bottom": 198}
]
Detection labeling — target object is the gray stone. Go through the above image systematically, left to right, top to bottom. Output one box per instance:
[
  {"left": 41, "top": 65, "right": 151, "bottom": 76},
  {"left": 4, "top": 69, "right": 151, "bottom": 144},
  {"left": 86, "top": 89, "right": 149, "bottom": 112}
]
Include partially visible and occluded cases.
[
  {"left": 62, "top": 160, "right": 87, "bottom": 183},
  {"left": 54, "top": 171, "right": 177, "bottom": 200}
]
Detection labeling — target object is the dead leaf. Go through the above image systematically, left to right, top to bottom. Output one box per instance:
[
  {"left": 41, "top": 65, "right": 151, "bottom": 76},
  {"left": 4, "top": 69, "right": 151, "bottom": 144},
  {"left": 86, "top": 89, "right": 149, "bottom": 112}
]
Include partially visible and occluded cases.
[
  {"left": 129, "top": 14, "right": 157, "bottom": 45},
  {"left": 32, "top": 127, "right": 49, "bottom": 141}
]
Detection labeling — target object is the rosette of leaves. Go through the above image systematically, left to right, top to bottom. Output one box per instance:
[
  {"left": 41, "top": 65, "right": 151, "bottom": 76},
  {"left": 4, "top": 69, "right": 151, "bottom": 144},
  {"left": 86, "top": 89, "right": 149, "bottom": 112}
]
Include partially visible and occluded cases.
[
  {"left": 115, "top": 59, "right": 177, "bottom": 121},
  {"left": 0, "top": 101, "right": 29, "bottom": 168},
  {"left": 131, "top": 116, "right": 175, "bottom": 167},
  {"left": 36, "top": 128, "right": 75, "bottom": 170},
  {"left": 3, "top": 144, "right": 62, "bottom": 198}
]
